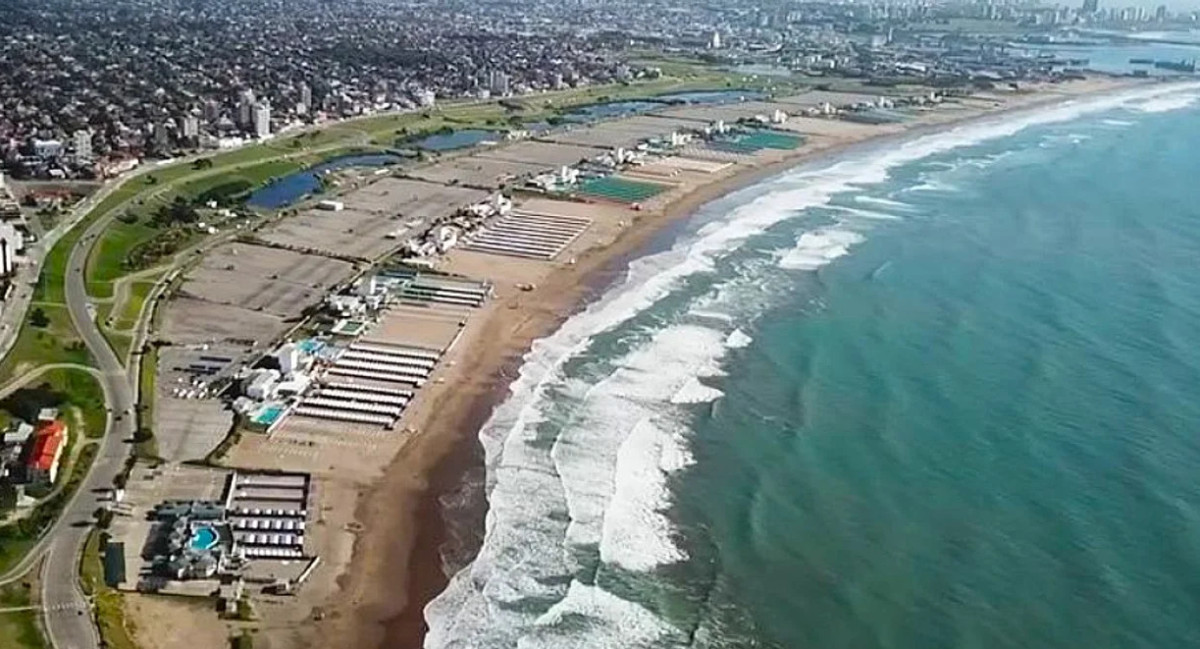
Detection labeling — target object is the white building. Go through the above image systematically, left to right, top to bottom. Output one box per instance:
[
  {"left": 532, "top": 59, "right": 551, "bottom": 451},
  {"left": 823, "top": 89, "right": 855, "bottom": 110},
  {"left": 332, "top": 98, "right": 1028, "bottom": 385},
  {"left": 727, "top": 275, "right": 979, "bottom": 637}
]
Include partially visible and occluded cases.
[
  {"left": 710, "top": 31, "right": 722, "bottom": 49},
  {"left": 488, "top": 71, "right": 511, "bottom": 97},
  {"left": 299, "top": 83, "right": 313, "bottom": 115},
  {"left": 238, "top": 89, "right": 257, "bottom": 128},
  {"left": 415, "top": 89, "right": 436, "bottom": 107},
  {"left": 253, "top": 102, "right": 272, "bottom": 139},
  {"left": 182, "top": 115, "right": 201, "bottom": 139},
  {"left": 73, "top": 130, "right": 93, "bottom": 161},
  {"left": 33, "top": 139, "right": 64, "bottom": 159},
  {"left": 0, "top": 221, "right": 25, "bottom": 276},
  {"left": 277, "top": 343, "right": 301, "bottom": 376},
  {"left": 244, "top": 368, "right": 281, "bottom": 400}
]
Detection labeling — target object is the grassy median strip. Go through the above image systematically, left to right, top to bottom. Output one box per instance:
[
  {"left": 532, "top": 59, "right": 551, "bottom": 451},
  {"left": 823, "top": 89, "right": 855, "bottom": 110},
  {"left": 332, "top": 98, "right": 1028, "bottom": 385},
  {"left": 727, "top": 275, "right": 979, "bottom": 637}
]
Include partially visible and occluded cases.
[
  {"left": 135, "top": 345, "right": 159, "bottom": 461},
  {"left": 80, "top": 529, "right": 139, "bottom": 649}
]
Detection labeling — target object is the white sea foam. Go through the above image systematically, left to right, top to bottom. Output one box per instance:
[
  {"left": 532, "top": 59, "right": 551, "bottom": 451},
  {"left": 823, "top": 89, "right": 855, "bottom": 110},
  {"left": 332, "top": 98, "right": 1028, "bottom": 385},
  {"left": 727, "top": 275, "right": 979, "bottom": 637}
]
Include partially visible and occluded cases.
[
  {"left": 425, "top": 79, "right": 1200, "bottom": 649},
  {"left": 1129, "top": 93, "right": 1199, "bottom": 113},
  {"left": 1102, "top": 118, "right": 1134, "bottom": 126},
  {"left": 906, "top": 180, "right": 958, "bottom": 193},
  {"left": 854, "top": 194, "right": 917, "bottom": 212},
  {"left": 829, "top": 204, "right": 900, "bottom": 220},
  {"left": 778, "top": 229, "right": 865, "bottom": 270},
  {"left": 555, "top": 324, "right": 723, "bottom": 572},
  {"left": 726, "top": 328, "right": 753, "bottom": 349},
  {"left": 671, "top": 378, "right": 725, "bottom": 403},
  {"left": 600, "top": 417, "right": 696, "bottom": 568},
  {"left": 525, "top": 581, "right": 682, "bottom": 648}
]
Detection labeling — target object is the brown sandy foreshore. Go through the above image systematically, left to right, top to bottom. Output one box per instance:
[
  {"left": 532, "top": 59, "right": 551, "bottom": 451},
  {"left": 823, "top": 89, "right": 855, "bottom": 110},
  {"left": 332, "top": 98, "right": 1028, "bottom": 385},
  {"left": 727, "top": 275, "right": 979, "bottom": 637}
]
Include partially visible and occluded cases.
[{"left": 303, "top": 74, "right": 1159, "bottom": 649}]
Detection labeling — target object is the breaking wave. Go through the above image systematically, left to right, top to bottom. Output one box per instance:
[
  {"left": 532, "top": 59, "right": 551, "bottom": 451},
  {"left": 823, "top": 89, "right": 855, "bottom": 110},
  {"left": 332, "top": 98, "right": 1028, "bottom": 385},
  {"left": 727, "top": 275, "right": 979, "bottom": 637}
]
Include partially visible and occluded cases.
[{"left": 423, "top": 80, "right": 1200, "bottom": 648}]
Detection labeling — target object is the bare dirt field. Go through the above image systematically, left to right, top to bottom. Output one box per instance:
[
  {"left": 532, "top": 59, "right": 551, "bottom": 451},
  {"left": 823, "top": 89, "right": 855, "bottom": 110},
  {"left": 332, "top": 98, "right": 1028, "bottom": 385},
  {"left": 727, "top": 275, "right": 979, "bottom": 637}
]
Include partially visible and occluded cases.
[
  {"left": 774, "top": 89, "right": 895, "bottom": 107},
  {"left": 658, "top": 100, "right": 805, "bottom": 123},
  {"left": 544, "top": 117, "right": 689, "bottom": 149},
  {"left": 476, "top": 140, "right": 603, "bottom": 167},
  {"left": 407, "top": 157, "right": 548, "bottom": 189},
  {"left": 261, "top": 178, "right": 487, "bottom": 259},
  {"left": 180, "top": 242, "right": 355, "bottom": 317},
  {"left": 161, "top": 296, "right": 289, "bottom": 346},
  {"left": 126, "top": 593, "right": 233, "bottom": 649}
]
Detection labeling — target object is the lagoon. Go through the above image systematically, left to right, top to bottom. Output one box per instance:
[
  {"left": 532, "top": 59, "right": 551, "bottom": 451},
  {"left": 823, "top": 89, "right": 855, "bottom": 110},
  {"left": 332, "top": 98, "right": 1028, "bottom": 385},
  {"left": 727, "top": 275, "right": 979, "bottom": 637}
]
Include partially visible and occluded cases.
[{"left": 246, "top": 152, "right": 404, "bottom": 209}]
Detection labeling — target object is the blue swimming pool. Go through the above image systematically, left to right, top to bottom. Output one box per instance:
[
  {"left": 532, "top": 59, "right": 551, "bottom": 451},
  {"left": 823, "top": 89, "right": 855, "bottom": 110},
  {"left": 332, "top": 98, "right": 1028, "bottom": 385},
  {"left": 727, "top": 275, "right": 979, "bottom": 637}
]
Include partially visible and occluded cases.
[
  {"left": 295, "top": 339, "right": 325, "bottom": 354},
  {"left": 253, "top": 405, "right": 285, "bottom": 426},
  {"left": 189, "top": 526, "right": 219, "bottom": 551}
]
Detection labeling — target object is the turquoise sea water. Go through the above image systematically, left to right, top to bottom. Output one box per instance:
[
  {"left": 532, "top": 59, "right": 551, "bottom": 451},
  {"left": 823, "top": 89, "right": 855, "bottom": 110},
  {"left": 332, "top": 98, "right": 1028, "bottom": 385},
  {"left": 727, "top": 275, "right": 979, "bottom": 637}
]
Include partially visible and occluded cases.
[{"left": 425, "top": 82, "right": 1200, "bottom": 648}]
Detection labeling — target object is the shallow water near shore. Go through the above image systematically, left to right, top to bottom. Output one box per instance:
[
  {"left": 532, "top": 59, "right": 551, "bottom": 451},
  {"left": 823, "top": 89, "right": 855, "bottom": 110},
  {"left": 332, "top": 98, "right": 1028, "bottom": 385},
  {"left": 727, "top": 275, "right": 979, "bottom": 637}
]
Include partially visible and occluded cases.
[{"left": 423, "top": 83, "right": 1200, "bottom": 648}]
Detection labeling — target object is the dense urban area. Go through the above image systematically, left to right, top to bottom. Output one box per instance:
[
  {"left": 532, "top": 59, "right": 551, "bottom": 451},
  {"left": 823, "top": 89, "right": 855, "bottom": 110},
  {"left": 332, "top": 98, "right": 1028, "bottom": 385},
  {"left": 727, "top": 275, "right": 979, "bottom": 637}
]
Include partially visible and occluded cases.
[
  {"left": 2, "top": 0, "right": 1197, "bottom": 178},
  {"left": 0, "top": 1, "right": 1193, "bottom": 649}
]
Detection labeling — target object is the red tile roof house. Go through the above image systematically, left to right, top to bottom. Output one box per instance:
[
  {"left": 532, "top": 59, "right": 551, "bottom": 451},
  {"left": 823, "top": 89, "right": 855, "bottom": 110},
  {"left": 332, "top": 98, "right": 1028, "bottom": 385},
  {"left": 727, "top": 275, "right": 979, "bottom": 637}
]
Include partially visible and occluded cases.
[{"left": 26, "top": 419, "right": 68, "bottom": 484}]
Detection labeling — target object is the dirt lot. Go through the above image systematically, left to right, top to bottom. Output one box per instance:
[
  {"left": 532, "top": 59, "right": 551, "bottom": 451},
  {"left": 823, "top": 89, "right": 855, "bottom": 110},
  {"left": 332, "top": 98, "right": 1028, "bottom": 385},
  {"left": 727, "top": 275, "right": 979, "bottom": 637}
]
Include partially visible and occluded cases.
[
  {"left": 659, "top": 100, "right": 806, "bottom": 123},
  {"left": 544, "top": 117, "right": 695, "bottom": 149},
  {"left": 476, "top": 140, "right": 603, "bottom": 167},
  {"left": 407, "top": 156, "right": 548, "bottom": 189},
  {"left": 261, "top": 179, "right": 486, "bottom": 259},
  {"left": 179, "top": 242, "right": 355, "bottom": 317},
  {"left": 161, "top": 296, "right": 289, "bottom": 346},
  {"left": 126, "top": 593, "right": 233, "bottom": 649}
]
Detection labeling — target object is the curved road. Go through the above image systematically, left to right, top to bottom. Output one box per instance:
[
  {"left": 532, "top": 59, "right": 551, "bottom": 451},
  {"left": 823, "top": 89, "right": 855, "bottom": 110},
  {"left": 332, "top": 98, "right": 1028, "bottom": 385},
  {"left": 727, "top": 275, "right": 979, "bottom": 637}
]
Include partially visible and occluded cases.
[{"left": 38, "top": 211, "right": 137, "bottom": 649}]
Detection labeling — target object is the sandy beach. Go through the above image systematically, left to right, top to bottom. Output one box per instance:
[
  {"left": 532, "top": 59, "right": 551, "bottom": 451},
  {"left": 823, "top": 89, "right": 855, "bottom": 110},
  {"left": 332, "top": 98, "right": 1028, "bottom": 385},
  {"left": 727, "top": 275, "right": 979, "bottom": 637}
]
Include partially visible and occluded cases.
[{"left": 250, "top": 74, "right": 1156, "bottom": 649}]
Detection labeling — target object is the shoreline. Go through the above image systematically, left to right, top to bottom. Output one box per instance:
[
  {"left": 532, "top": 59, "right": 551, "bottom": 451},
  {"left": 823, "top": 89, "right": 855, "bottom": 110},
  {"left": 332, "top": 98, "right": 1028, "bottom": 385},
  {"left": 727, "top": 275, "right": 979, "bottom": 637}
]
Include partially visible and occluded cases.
[{"left": 306, "top": 74, "right": 1160, "bottom": 649}]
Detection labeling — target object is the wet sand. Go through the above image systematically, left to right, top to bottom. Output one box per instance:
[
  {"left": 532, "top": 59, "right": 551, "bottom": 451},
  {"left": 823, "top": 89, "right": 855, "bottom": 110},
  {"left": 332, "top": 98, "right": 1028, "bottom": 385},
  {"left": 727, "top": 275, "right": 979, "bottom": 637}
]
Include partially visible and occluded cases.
[{"left": 305, "top": 75, "right": 1154, "bottom": 649}]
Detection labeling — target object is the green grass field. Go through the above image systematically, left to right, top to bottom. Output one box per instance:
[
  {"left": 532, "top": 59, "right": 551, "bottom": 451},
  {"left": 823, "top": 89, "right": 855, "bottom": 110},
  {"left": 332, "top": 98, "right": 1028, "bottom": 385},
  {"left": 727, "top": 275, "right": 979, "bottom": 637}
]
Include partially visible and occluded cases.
[
  {"left": 577, "top": 176, "right": 668, "bottom": 203},
  {"left": 87, "top": 219, "right": 158, "bottom": 294},
  {"left": 113, "top": 280, "right": 159, "bottom": 331},
  {"left": 0, "top": 305, "right": 89, "bottom": 378},
  {"left": 0, "top": 368, "right": 107, "bottom": 439},
  {"left": 0, "top": 581, "right": 47, "bottom": 649}
]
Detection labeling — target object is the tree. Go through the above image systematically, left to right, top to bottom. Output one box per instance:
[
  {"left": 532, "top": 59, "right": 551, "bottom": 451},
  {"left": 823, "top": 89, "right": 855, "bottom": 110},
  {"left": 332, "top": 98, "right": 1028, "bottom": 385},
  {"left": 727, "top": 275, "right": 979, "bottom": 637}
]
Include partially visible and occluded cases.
[
  {"left": 30, "top": 307, "right": 50, "bottom": 328},
  {"left": 0, "top": 482, "right": 17, "bottom": 512}
]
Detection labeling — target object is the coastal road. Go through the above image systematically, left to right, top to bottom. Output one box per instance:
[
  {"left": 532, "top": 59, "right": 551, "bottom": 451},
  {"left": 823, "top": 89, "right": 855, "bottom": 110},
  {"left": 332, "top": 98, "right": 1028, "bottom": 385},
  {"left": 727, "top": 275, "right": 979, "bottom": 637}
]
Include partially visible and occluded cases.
[{"left": 36, "top": 208, "right": 139, "bottom": 649}]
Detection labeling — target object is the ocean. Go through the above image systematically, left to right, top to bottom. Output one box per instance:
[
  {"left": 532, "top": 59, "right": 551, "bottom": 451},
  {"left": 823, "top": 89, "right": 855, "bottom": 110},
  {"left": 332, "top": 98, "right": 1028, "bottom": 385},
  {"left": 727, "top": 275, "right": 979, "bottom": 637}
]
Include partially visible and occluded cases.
[{"left": 424, "top": 81, "right": 1200, "bottom": 649}]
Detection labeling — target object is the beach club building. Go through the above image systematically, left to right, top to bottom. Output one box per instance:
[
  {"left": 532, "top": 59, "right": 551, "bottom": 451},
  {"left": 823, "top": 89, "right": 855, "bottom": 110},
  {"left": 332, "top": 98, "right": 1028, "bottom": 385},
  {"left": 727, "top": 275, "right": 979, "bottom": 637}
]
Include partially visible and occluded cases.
[{"left": 25, "top": 417, "right": 69, "bottom": 484}]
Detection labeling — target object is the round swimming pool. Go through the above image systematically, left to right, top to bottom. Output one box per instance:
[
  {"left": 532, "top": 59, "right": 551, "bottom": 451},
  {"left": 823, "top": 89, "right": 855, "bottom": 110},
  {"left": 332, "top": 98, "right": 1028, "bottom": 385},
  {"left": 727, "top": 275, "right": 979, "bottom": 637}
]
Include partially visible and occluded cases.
[{"left": 189, "top": 525, "right": 219, "bottom": 551}]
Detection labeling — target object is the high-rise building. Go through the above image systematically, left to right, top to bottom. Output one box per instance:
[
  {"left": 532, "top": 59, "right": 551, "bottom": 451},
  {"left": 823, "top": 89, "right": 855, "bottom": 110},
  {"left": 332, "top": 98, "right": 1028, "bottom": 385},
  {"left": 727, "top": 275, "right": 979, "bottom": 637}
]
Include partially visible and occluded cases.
[
  {"left": 1081, "top": 0, "right": 1098, "bottom": 12},
  {"left": 1156, "top": 4, "right": 1167, "bottom": 20},
  {"left": 710, "top": 31, "right": 722, "bottom": 49},
  {"left": 488, "top": 71, "right": 510, "bottom": 96},
  {"left": 299, "top": 83, "right": 312, "bottom": 114},
  {"left": 238, "top": 89, "right": 257, "bottom": 127},
  {"left": 202, "top": 99, "right": 221, "bottom": 122},
  {"left": 253, "top": 102, "right": 271, "bottom": 138},
  {"left": 182, "top": 115, "right": 200, "bottom": 139},
  {"left": 153, "top": 122, "right": 171, "bottom": 150},
  {"left": 73, "top": 129, "right": 93, "bottom": 161}
]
